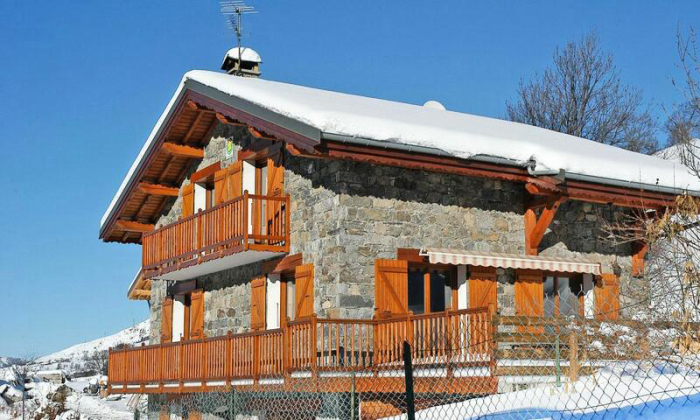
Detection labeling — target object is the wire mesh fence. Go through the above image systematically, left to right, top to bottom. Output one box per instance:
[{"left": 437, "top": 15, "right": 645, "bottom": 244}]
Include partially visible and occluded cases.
[{"left": 119, "top": 300, "right": 700, "bottom": 420}]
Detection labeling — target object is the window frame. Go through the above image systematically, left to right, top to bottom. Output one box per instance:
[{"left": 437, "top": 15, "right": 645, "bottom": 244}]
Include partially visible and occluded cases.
[{"left": 407, "top": 262, "right": 458, "bottom": 314}]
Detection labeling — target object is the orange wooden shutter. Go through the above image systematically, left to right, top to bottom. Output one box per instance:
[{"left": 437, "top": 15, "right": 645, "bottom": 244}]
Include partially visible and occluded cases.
[
  {"left": 266, "top": 154, "right": 284, "bottom": 239},
  {"left": 227, "top": 161, "right": 243, "bottom": 199},
  {"left": 214, "top": 168, "right": 229, "bottom": 205},
  {"left": 182, "top": 183, "right": 195, "bottom": 217},
  {"left": 374, "top": 259, "right": 408, "bottom": 316},
  {"left": 295, "top": 263, "right": 315, "bottom": 319},
  {"left": 468, "top": 266, "right": 497, "bottom": 314},
  {"left": 515, "top": 269, "right": 543, "bottom": 332},
  {"left": 595, "top": 273, "right": 620, "bottom": 320},
  {"left": 251, "top": 276, "right": 266, "bottom": 330},
  {"left": 189, "top": 289, "right": 205, "bottom": 339},
  {"left": 161, "top": 298, "right": 173, "bottom": 343}
]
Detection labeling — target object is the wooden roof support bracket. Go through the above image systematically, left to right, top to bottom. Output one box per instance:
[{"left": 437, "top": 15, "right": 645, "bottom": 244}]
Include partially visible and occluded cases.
[
  {"left": 161, "top": 142, "right": 204, "bottom": 159},
  {"left": 138, "top": 182, "right": 179, "bottom": 197},
  {"left": 524, "top": 194, "right": 568, "bottom": 255},
  {"left": 115, "top": 220, "right": 155, "bottom": 233}
]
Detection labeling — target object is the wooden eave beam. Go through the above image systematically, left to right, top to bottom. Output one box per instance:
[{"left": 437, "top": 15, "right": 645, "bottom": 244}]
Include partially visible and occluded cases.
[
  {"left": 182, "top": 111, "right": 205, "bottom": 144},
  {"left": 216, "top": 112, "right": 246, "bottom": 127},
  {"left": 161, "top": 142, "right": 204, "bottom": 159},
  {"left": 138, "top": 182, "right": 179, "bottom": 197},
  {"left": 115, "top": 220, "right": 155, "bottom": 233}
]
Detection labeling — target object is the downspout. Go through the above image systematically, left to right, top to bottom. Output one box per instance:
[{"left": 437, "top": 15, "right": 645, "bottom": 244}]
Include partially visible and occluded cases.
[{"left": 321, "top": 132, "right": 700, "bottom": 197}]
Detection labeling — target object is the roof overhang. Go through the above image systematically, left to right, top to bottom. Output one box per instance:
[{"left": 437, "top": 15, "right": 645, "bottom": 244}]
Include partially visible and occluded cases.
[
  {"left": 101, "top": 73, "right": 694, "bottom": 244},
  {"left": 99, "top": 78, "right": 321, "bottom": 243},
  {"left": 127, "top": 269, "right": 151, "bottom": 300}
]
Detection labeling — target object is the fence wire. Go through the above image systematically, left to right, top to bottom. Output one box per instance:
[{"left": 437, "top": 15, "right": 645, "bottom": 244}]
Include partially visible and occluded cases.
[{"left": 125, "top": 295, "right": 700, "bottom": 420}]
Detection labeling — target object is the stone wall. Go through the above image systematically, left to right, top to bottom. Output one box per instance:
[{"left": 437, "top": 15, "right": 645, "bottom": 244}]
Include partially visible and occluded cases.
[
  {"left": 148, "top": 125, "right": 637, "bottom": 342},
  {"left": 284, "top": 153, "right": 634, "bottom": 319}
]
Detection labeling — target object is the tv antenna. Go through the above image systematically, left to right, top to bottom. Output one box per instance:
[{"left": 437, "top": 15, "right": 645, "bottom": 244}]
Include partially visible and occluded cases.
[{"left": 220, "top": 1, "right": 258, "bottom": 74}]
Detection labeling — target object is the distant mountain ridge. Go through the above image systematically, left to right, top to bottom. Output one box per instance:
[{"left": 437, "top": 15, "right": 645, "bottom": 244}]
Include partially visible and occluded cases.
[
  {"left": 32, "top": 320, "right": 150, "bottom": 375},
  {"left": 0, "top": 356, "right": 22, "bottom": 368}
]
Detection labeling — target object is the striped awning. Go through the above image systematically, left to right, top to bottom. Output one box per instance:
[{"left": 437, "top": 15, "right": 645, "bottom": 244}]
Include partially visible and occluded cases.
[{"left": 421, "top": 248, "right": 602, "bottom": 275}]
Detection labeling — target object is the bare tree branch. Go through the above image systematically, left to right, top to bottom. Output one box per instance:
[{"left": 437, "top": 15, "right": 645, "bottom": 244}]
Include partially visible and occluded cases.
[{"left": 507, "top": 31, "right": 658, "bottom": 154}]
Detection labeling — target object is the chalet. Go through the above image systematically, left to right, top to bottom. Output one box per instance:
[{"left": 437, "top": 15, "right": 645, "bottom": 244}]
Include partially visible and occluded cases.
[{"left": 102, "top": 49, "right": 700, "bottom": 417}]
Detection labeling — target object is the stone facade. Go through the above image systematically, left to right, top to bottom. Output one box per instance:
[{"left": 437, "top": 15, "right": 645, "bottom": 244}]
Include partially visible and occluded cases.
[{"left": 148, "top": 125, "right": 636, "bottom": 342}]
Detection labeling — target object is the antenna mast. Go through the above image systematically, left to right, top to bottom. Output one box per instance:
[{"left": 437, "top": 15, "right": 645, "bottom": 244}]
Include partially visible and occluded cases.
[{"left": 220, "top": 1, "right": 258, "bottom": 76}]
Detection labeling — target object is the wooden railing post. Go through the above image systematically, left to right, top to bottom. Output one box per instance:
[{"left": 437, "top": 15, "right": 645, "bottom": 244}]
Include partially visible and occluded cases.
[
  {"left": 243, "top": 191, "right": 249, "bottom": 251},
  {"left": 284, "top": 196, "right": 291, "bottom": 252},
  {"left": 196, "top": 209, "right": 203, "bottom": 255},
  {"left": 490, "top": 312, "right": 498, "bottom": 377},
  {"left": 311, "top": 315, "right": 318, "bottom": 375},
  {"left": 282, "top": 322, "right": 290, "bottom": 373},
  {"left": 225, "top": 331, "right": 233, "bottom": 384},
  {"left": 253, "top": 333, "right": 260, "bottom": 382},
  {"left": 201, "top": 336, "right": 208, "bottom": 391},
  {"left": 159, "top": 341, "right": 164, "bottom": 392},
  {"left": 179, "top": 341, "right": 185, "bottom": 393},
  {"left": 139, "top": 343, "right": 145, "bottom": 392},
  {"left": 122, "top": 345, "right": 128, "bottom": 388}
]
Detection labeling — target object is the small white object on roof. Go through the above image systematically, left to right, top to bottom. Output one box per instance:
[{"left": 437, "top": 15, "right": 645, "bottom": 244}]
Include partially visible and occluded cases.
[
  {"left": 223, "top": 47, "right": 262, "bottom": 64},
  {"left": 423, "top": 100, "right": 446, "bottom": 111},
  {"left": 422, "top": 248, "right": 602, "bottom": 275}
]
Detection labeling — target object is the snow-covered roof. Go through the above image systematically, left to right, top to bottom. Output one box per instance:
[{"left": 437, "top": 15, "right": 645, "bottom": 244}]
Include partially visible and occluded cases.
[
  {"left": 222, "top": 47, "right": 262, "bottom": 65},
  {"left": 101, "top": 70, "right": 700, "bottom": 230}
]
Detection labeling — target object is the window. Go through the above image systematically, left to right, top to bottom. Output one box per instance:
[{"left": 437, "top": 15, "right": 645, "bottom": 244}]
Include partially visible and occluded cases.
[
  {"left": 407, "top": 266, "right": 455, "bottom": 314},
  {"left": 286, "top": 275, "right": 296, "bottom": 321},
  {"left": 544, "top": 275, "right": 584, "bottom": 318}
]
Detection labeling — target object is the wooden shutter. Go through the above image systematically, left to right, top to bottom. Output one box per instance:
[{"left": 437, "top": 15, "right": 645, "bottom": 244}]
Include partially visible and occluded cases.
[
  {"left": 266, "top": 154, "right": 284, "bottom": 239},
  {"left": 227, "top": 161, "right": 243, "bottom": 199},
  {"left": 214, "top": 168, "right": 229, "bottom": 205},
  {"left": 182, "top": 183, "right": 195, "bottom": 217},
  {"left": 374, "top": 259, "right": 408, "bottom": 316},
  {"left": 294, "top": 263, "right": 315, "bottom": 319},
  {"left": 468, "top": 266, "right": 497, "bottom": 314},
  {"left": 515, "top": 269, "right": 543, "bottom": 333},
  {"left": 595, "top": 273, "right": 620, "bottom": 320},
  {"left": 251, "top": 276, "right": 266, "bottom": 330},
  {"left": 189, "top": 289, "right": 205, "bottom": 339},
  {"left": 161, "top": 298, "right": 173, "bottom": 343}
]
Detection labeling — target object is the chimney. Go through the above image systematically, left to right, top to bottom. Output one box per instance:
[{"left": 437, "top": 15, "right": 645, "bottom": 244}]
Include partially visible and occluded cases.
[{"left": 221, "top": 47, "right": 262, "bottom": 78}]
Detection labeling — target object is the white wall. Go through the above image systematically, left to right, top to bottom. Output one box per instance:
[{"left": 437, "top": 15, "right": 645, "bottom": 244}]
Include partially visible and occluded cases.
[
  {"left": 242, "top": 161, "right": 256, "bottom": 236},
  {"left": 193, "top": 183, "right": 207, "bottom": 213},
  {"left": 457, "top": 265, "right": 468, "bottom": 309},
  {"left": 583, "top": 273, "right": 595, "bottom": 319},
  {"left": 266, "top": 274, "right": 281, "bottom": 329},
  {"left": 172, "top": 295, "right": 185, "bottom": 342}
]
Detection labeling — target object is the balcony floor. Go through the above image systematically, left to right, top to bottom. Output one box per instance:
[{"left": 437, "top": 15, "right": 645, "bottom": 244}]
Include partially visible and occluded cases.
[{"left": 153, "top": 250, "right": 286, "bottom": 281}]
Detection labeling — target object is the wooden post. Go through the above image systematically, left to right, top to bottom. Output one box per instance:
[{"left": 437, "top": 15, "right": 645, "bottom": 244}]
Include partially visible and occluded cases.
[
  {"left": 243, "top": 191, "right": 249, "bottom": 251},
  {"left": 284, "top": 196, "right": 291, "bottom": 252},
  {"left": 490, "top": 313, "right": 497, "bottom": 377},
  {"left": 311, "top": 315, "right": 318, "bottom": 376},
  {"left": 225, "top": 331, "right": 233, "bottom": 384},
  {"left": 569, "top": 332, "right": 579, "bottom": 384},
  {"left": 253, "top": 334, "right": 260, "bottom": 383},
  {"left": 201, "top": 336, "right": 208, "bottom": 391},
  {"left": 158, "top": 342, "right": 164, "bottom": 392},
  {"left": 179, "top": 342, "right": 185, "bottom": 393},
  {"left": 139, "top": 343, "right": 145, "bottom": 393},
  {"left": 122, "top": 345, "right": 128, "bottom": 390}
]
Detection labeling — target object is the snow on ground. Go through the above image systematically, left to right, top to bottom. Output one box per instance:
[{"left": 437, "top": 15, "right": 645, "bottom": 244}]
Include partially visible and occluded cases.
[
  {"left": 33, "top": 320, "right": 149, "bottom": 376},
  {"left": 36, "top": 320, "right": 149, "bottom": 365},
  {"left": 385, "top": 361, "right": 700, "bottom": 419}
]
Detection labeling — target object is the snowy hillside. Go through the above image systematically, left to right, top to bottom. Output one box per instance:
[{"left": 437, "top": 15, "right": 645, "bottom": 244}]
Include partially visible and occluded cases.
[{"left": 33, "top": 320, "right": 149, "bottom": 375}]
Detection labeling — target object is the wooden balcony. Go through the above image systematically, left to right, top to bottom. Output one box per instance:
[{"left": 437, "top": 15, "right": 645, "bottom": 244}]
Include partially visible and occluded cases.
[
  {"left": 142, "top": 192, "right": 290, "bottom": 280},
  {"left": 107, "top": 308, "right": 495, "bottom": 395}
]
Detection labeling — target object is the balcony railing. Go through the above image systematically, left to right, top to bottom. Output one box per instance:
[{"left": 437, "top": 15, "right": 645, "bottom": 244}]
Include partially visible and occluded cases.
[
  {"left": 142, "top": 192, "right": 290, "bottom": 278},
  {"left": 108, "top": 308, "right": 493, "bottom": 394}
]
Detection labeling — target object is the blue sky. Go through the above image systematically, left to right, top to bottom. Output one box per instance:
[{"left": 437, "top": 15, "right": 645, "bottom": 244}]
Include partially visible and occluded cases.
[{"left": 0, "top": 0, "right": 698, "bottom": 357}]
